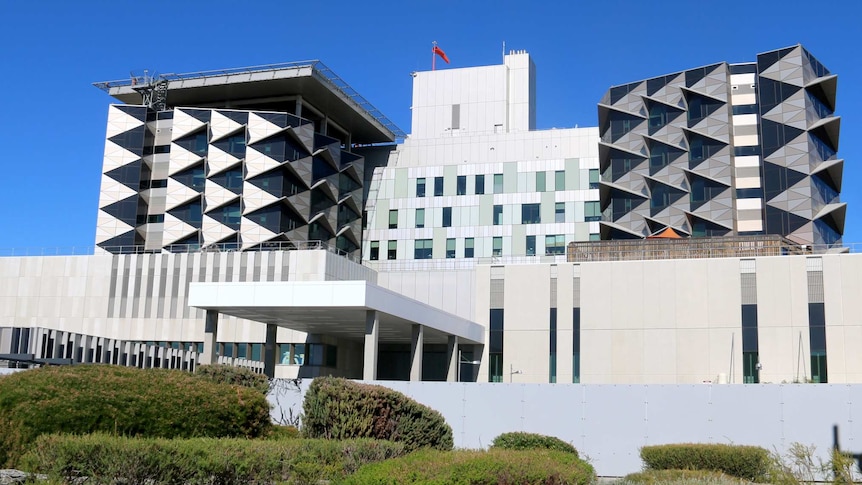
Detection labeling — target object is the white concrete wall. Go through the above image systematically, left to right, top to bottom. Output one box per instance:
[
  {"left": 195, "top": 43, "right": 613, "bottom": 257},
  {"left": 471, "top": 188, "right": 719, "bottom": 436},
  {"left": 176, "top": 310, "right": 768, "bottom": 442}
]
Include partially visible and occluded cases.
[
  {"left": 466, "top": 253, "right": 862, "bottom": 385},
  {"left": 270, "top": 380, "right": 862, "bottom": 478}
]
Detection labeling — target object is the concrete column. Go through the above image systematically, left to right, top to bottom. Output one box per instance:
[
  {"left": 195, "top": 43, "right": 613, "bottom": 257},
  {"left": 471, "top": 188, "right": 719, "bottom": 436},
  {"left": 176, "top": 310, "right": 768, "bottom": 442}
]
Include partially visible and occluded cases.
[
  {"left": 201, "top": 310, "right": 219, "bottom": 366},
  {"left": 363, "top": 310, "right": 379, "bottom": 380},
  {"left": 264, "top": 323, "right": 277, "bottom": 379},
  {"left": 410, "top": 324, "right": 424, "bottom": 381},
  {"left": 446, "top": 336, "right": 459, "bottom": 382}
]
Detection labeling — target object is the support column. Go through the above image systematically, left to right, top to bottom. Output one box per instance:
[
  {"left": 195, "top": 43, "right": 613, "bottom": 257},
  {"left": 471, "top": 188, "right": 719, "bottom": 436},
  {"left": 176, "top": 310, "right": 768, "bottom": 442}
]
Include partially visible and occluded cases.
[
  {"left": 201, "top": 310, "right": 219, "bottom": 366},
  {"left": 364, "top": 310, "right": 379, "bottom": 380},
  {"left": 264, "top": 324, "right": 277, "bottom": 379},
  {"left": 410, "top": 324, "right": 424, "bottom": 381},
  {"left": 446, "top": 336, "right": 459, "bottom": 382}
]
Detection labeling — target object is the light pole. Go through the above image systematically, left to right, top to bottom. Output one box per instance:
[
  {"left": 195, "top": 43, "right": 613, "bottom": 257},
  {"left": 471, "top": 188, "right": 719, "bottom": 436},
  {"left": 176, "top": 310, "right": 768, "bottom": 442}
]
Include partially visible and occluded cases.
[
  {"left": 457, "top": 349, "right": 481, "bottom": 382},
  {"left": 509, "top": 363, "right": 522, "bottom": 383}
]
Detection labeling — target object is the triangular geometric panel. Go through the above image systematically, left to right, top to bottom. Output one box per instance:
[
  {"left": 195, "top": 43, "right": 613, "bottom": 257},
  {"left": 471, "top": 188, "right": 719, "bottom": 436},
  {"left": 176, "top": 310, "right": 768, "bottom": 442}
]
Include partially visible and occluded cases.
[
  {"left": 106, "top": 105, "right": 146, "bottom": 138},
  {"left": 171, "top": 109, "right": 209, "bottom": 141},
  {"left": 210, "top": 110, "right": 245, "bottom": 143},
  {"left": 248, "top": 112, "right": 284, "bottom": 144},
  {"left": 102, "top": 140, "right": 142, "bottom": 173},
  {"left": 168, "top": 143, "right": 205, "bottom": 175},
  {"left": 207, "top": 144, "right": 241, "bottom": 176},
  {"left": 245, "top": 146, "right": 281, "bottom": 179},
  {"left": 103, "top": 160, "right": 143, "bottom": 190},
  {"left": 99, "top": 174, "right": 139, "bottom": 207},
  {"left": 165, "top": 180, "right": 202, "bottom": 210},
  {"left": 203, "top": 180, "right": 240, "bottom": 211},
  {"left": 242, "top": 182, "right": 281, "bottom": 214},
  {"left": 99, "top": 195, "right": 140, "bottom": 226},
  {"left": 162, "top": 213, "right": 199, "bottom": 246},
  {"left": 202, "top": 213, "right": 238, "bottom": 246},
  {"left": 240, "top": 216, "right": 278, "bottom": 249}
]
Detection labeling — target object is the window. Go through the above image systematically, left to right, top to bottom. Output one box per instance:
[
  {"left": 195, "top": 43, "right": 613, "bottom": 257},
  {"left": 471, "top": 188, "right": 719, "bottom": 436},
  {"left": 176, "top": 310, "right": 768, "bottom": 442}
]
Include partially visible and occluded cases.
[
  {"left": 589, "top": 169, "right": 600, "bottom": 189},
  {"left": 555, "top": 170, "right": 566, "bottom": 191},
  {"left": 536, "top": 172, "right": 546, "bottom": 192},
  {"left": 493, "top": 173, "right": 504, "bottom": 193},
  {"left": 457, "top": 175, "right": 467, "bottom": 195},
  {"left": 475, "top": 175, "right": 485, "bottom": 194},
  {"left": 434, "top": 176, "right": 444, "bottom": 196},
  {"left": 416, "top": 178, "right": 426, "bottom": 197},
  {"left": 584, "top": 201, "right": 601, "bottom": 222},
  {"left": 521, "top": 203, "right": 540, "bottom": 224},
  {"left": 555, "top": 203, "right": 565, "bottom": 223},
  {"left": 493, "top": 205, "right": 503, "bottom": 225},
  {"left": 442, "top": 207, "right": 452, "bottom": 227},
  {"left": 415, "top": 208, "right": 425, "bottom": 228},
  {"left": 388, "top": 210, "right": 398, "bottom": 229},
  {"left": 589, "top": 233, "right": 601, "bottom": 241},
  {"left": 526, "top": 235, "right": 536, "bottom": 256},
  {"left": 545, "top": 235, "right": 565, "bottom": 255},
  {"left": 492, "top": 237, "right": 503, "bottom": 257},
  {"left": 446, "top": 238, "right": 456, "bottom": 258},
  {"left": 464, "top": 238, "right": 474, "bottom": 258},
  {"left": 414, "top": 239, "right": 433, "bottom": 259},
  {"left": 369, "top": 241, "right": 379, "bottom": 260},
  {"left": 387, "top": 241, "right": 397, "bottom": 260},
  {"left": 550, "top": 308, "right": 557, "bottom": 383}
]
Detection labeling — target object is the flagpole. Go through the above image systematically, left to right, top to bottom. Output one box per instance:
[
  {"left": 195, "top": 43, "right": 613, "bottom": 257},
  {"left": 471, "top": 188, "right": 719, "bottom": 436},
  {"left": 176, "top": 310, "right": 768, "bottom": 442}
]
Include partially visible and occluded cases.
[{"left": 432, "top": 41, "right": 437, "bottom": 71}]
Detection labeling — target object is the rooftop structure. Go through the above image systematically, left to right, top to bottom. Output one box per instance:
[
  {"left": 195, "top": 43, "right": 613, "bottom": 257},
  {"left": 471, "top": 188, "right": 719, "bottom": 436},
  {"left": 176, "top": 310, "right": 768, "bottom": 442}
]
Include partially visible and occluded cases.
[{"left": 94, "top": 60, "right": 405, "bottom": 144}]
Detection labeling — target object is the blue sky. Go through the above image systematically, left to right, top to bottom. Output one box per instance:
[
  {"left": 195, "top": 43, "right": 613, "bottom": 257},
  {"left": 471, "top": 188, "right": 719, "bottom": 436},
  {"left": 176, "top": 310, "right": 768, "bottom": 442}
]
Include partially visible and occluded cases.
[{"left": 1, "top": 0, "right": 860, "bottom": 249}]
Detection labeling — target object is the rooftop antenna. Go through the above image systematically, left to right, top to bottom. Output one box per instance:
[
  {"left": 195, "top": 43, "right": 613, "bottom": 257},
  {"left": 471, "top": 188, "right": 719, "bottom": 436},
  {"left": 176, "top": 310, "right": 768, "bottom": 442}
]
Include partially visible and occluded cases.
[{"left": 130, "top": 69, "right": 169, "bottom": 111}]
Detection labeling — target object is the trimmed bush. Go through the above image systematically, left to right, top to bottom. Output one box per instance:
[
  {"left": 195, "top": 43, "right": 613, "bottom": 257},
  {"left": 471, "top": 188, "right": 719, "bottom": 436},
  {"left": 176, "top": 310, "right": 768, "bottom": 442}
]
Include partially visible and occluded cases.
[
  {"left": 194, "top": 364, "right": 271, "bottom": 396},
  {"left": 0, "top": 365, "right": 272, "bottom": 467},
  {"left": 302, "top": 376, "right": 453, "bottom": 451},
  {"left": 267, "top": 425, "right": 301, "bottom": 440},
  {"left": 491, "top": 431, "right": 579, "bottom": 456},
  {"left": 21, "top": 433, "right": 405, "bottom": 485},
  {"left": 641, "top": 443, "right": 770, "bottom": 482},
  {"left": 344, "top": 448, "right": 596, "bottom": 485},
  {"left": 624, "top": 469, "right": 754, "bottom": 485}
]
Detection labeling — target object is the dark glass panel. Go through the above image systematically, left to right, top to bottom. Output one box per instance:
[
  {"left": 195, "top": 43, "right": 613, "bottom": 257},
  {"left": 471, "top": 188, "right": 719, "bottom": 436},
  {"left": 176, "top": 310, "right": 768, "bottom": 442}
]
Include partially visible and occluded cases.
[
  {"left": 173, "top": 130, "right": 208, "bottom": 156},
  {"left": 211, "top": 132, "right": 246, "bottom": 158},
  {"left": 171, "top": 163, "right": 206, "bottom": 191},
  {"left": 210, "top": 167, "right": 243, "bottom": 194}
]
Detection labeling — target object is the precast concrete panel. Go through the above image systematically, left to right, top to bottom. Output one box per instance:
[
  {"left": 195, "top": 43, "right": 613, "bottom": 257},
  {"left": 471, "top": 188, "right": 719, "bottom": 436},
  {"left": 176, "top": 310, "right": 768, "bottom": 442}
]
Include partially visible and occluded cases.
[
  {"left": 582, "top": 385, "right": 650, "bottom": 474},
  {"left": 709, "top": 385, "right": 784, "bottom": 446}
]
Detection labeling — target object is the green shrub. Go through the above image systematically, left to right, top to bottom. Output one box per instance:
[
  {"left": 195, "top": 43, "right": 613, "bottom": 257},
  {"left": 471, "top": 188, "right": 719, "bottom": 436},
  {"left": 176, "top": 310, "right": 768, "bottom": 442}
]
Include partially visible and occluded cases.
[
  {"left": 194, "top": 364, "right": 271, "bottom": 396},
  {"left": 0, "top": 365, "right": 272, "bottom": 467},
  {"left": 302, "top": 377, "right": 453, "bottom": 451},
  {"left": 267, "top": 425, "right": 301, "bottom": 440},
  {"left": 491, "top": 431, "right": 579, "bottom": 456},
  {"left": 21, "top": 433, "right": 405, "bottom": 485},
  {"left": 641, "top": 444, "right": 770, "bottom": 482},
  {"left": 344, "top": 448, "right": 596, "bottom": 485},
  {"left": 623, "top": 469, "right": 754, "bottom": 485}
]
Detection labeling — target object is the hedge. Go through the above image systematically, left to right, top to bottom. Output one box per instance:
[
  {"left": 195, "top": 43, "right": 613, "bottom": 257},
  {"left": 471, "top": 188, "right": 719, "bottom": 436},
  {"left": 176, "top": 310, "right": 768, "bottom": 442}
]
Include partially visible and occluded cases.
[
  {"left": 194, "top": 364, "right": 271, "bottom": 396},
  {"left": 0, "top": 365, "right": 272, "bottom": 467},
  {"left": 302, "top": 376, "right": 453, "bottom": 451},
  {"left": 491, "top": 431, "right": 579, "bottom": 456},
  {"left": 21, "top": 433, "right": 405, "bottom": 485},
  {"left": 640, "top": 443, "right": 770, "bottom": 482},
  {"left": 343, "top": 448, "right": 596, "bottom": 485},
  {"left": 624, "top": 469, "right": 753, "bottom": 485}
]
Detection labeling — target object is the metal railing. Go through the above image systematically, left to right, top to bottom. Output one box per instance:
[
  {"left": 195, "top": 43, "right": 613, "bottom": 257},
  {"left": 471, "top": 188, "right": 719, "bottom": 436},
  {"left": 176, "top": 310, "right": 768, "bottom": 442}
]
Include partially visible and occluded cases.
[
  {"left": 92, "top": 60, "right": 406, "bottom": 139},
  {"left": 567, "top": 236, "right": 856, "bottom": 263},
  {"left": 0, "top": 240, "right": 362, "bottom": 264}
]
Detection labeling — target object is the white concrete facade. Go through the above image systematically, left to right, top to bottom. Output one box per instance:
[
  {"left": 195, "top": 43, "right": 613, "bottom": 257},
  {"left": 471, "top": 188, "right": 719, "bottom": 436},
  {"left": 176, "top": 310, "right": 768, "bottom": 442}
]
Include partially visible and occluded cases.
[
  {"left": 364, "top": 51, "right": 601, "bottom": 265},
  {"left": 4, "top": 250, "right": 862, "bottom": 385}
]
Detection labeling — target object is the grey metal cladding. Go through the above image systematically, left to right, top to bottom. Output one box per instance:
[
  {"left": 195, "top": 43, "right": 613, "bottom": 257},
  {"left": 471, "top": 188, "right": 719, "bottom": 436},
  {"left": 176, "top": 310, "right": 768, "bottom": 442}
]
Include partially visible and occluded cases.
[
  {"left": 599, "top": 46, "right": 843, "bottom": 245},
  {"left": 757, "top": 46, "right": 844, "bottom": 246}
]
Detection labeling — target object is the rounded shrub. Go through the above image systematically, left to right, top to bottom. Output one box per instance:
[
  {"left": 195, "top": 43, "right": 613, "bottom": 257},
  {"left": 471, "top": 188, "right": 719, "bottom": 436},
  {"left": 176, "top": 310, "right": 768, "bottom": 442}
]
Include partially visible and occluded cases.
[
  {"left": 194, "top": 364, "right": 271, "bottom": 395},
  {"left": 0, "top": 365, "right": 272, "bottom": 467},
  {"left": 302, "top": 376, "right": 453, "bottom": 451},
  {"left": 491, "top": 431, "right": 579, "bottom": 456},
  {"left": 640, "top": 443, "right": 770, "bottom": 482},
  {"left": 343, "top": 448, "right": 596, "bottom": 485}
]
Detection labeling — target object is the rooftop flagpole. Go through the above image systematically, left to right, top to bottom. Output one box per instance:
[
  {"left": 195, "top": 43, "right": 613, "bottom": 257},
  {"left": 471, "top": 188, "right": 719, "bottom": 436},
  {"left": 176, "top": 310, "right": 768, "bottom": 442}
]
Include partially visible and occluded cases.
[{"left": 432, "top": 41, "right": 437, "bottom": 71}]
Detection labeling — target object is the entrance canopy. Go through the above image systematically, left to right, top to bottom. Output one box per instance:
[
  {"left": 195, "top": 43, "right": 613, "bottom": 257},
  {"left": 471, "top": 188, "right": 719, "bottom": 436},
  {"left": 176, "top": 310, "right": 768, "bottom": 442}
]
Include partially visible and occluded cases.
[{"left": 188, "top": 280, "right": 484, "bottom": 345}]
